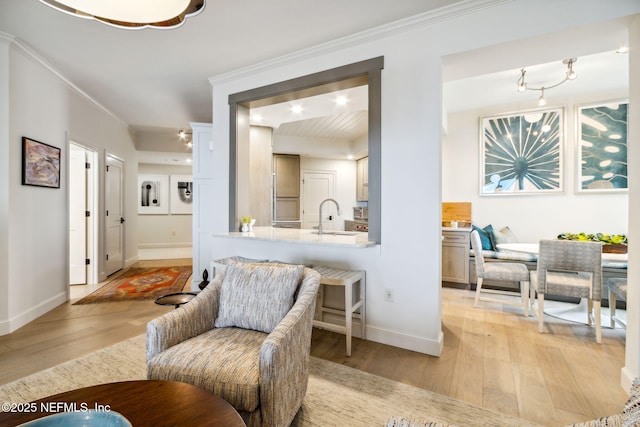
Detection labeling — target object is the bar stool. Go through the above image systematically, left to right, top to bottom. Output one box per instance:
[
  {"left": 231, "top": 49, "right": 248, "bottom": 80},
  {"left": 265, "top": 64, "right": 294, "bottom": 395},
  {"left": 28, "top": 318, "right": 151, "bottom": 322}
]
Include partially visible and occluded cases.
[
  {"left": 312, "top": 266, "right": 366, "bottom": 356},
  {"left": 607, "top": 277, "right": 627, "bottom": 329}
]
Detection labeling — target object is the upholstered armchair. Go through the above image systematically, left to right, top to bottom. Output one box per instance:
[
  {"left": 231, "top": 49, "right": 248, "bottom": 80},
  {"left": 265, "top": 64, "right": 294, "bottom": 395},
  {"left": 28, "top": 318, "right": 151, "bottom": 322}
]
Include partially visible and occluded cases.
[{"left": 147, "top": 261, "right": 321, "bottom": 427}]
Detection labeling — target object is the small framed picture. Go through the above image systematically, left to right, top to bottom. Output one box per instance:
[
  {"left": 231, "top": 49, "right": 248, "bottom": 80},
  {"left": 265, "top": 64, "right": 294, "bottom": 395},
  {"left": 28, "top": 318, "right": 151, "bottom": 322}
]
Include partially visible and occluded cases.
[
  {"left": 576, "top": 100, "right": 628, "bottom": 192},
  {"left": 22, "top": 137, "right": 61, "bottom": 188},
  {"left": 138, "top": 174, "right": 169, "bottom": 214},
  {"left": 170, "top": 175, "right": 193, "bottom": 214}
]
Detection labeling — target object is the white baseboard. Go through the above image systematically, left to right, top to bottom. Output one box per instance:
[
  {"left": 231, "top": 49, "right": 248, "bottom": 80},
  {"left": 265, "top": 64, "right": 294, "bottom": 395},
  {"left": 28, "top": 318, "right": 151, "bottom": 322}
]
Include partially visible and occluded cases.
[
  {"left": 138, "top": 244, "right": 192, "bottom": 260},
  {"left": 0, "top": 291, "right": 68, "bottom": 336},
  {"left": 365, "top": 325, "right": 444, "bottom": 356},
  {"left": 621, "top": 366, "right": 635, "bottom": 393}
]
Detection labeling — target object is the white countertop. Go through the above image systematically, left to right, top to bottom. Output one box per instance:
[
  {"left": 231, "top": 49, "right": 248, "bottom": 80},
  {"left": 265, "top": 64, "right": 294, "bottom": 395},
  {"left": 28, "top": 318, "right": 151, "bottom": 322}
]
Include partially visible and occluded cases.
[{"left": 213, "top": 226, "right": 376, "bottom": 248}]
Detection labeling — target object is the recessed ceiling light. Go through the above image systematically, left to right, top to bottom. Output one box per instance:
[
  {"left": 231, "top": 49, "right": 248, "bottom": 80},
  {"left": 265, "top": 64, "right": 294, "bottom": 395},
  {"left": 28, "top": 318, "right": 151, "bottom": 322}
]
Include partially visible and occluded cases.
[
  {"left": 616, "top": 46, "right": 629, "bottom": 54},
  {"left": 336, "top": 96, "right": 348, "bottom": 106},
  {"left": 291, "top": 105, "right": 303, "bottom": 114},
  {"left": 252, "top": 114, "right": 263, "bottom": 122},
  {"left": 186, "top": 158, "right": 192, "bottom": 163}
]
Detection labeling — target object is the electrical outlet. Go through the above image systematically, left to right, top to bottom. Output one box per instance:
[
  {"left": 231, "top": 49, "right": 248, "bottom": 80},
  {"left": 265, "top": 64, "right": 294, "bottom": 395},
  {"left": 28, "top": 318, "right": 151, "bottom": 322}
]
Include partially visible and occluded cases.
[{"left": 384, "top": 288, "right": 394, "bottom": 302}]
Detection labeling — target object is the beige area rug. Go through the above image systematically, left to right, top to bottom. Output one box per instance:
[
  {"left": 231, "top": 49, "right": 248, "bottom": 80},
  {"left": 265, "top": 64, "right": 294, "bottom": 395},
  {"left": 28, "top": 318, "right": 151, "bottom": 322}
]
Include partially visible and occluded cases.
[{"left": 0, "top": 335, "right": 540, "bottom": 427}]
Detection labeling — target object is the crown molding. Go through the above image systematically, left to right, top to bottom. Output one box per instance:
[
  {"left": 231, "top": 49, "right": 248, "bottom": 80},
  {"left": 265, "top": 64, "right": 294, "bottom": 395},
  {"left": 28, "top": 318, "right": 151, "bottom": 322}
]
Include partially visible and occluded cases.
[
  {"left": 209, "top": 0, "right": 511, "bottom": 86},
  {"left": 4, "top": 33, "right": 127, "bottom": 127}
]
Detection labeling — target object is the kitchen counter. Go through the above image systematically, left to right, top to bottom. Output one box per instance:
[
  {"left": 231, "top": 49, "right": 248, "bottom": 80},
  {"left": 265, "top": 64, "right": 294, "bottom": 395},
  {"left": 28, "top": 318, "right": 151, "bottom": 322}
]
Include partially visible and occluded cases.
[{"left": 214, "top": 226, "right": 375, "bottom": 248}]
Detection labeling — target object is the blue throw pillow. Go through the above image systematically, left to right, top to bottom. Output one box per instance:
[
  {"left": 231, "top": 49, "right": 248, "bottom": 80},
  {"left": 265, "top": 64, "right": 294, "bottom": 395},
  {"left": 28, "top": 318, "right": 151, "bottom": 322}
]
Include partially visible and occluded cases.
[{"left": 472, "top": 224, "right": 495, "bottom": 250}]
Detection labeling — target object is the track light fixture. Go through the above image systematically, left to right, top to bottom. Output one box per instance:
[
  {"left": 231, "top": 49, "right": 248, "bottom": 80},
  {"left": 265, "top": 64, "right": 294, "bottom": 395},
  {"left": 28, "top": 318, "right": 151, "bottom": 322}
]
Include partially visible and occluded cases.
[
  {"left": 517, "top": 58, "right": 577, "bottom": 106},
  {"left": 178, "top": 129, "right": 193, "bottom": 150}
]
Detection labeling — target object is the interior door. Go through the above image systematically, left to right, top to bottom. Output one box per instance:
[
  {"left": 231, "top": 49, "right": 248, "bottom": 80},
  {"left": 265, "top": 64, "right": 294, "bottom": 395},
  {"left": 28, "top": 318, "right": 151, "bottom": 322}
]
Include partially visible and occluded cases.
[
  {"left": 69, "top": 144, "right": 87, "bottom": 284},
  {"left": 105, "top": 155, "right": 125, "bottom": 276},
  {"left": 302, "top": 171, "right": 336, "bottom": 230}
]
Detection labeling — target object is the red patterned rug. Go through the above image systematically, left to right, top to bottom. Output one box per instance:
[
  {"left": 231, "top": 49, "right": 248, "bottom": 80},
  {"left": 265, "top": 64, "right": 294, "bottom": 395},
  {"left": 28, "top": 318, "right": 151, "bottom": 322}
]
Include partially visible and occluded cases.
[{"left": 74, "top": 266, "right": 192, "bottom": 304}]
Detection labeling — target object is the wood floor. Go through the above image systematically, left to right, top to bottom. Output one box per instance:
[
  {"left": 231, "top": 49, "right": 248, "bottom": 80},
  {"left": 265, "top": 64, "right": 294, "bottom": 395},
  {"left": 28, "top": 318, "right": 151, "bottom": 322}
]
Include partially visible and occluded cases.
[{"left": 0, "top": 259, "right": 629, "bottom": 426}]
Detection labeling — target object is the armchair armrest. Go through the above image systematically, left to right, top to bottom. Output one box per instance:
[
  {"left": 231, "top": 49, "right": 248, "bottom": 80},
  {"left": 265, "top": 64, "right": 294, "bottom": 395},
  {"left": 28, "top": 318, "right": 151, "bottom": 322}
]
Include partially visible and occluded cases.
[
  {"left": 259, "top": 268, "right": 320, "bottom": 427},
  {"left": 146, "top": 272, "right": 224, "bottom": 361}
]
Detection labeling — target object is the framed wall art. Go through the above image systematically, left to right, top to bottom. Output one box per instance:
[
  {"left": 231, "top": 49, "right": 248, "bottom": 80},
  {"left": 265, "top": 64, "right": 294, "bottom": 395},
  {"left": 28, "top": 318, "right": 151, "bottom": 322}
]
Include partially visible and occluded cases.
[
  {"left": 577, "top": 100, "right": 628, "bottom": 192},
  {"left": 480, "top": 107, "right": 563, "bottom": 195},
  {"left": 22, "top": 137, "right": 61, "bottom": 188},
  {"left": 138, "top": 174, "right": 169, "bottom": 214},
  {"left": 169, "top": 175, "right": 193, "bottom": 214}
]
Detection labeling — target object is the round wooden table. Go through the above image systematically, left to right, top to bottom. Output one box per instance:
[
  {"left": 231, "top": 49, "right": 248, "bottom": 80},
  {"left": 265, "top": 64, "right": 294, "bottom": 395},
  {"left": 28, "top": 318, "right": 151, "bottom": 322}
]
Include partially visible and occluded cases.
[{"left": 0, "top": 380, "right": 246, "bottom": 426}]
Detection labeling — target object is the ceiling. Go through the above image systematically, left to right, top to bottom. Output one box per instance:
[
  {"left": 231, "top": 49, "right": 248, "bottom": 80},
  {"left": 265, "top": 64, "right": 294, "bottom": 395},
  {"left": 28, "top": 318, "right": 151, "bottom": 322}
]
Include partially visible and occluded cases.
[
  {"left": 0, "top": 0, "right": 462, "bottom": 132},
  {"left": 0, "top": 1, "right": 632, "bottom": 161}
]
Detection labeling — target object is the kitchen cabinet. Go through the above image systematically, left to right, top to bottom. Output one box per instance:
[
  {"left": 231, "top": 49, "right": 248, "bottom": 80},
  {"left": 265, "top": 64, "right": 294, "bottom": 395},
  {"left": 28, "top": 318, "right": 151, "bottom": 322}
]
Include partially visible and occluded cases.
[
  {"left": 273, "top": 154, "right": 300, "bottom": 225},
  {"left": 274, "top": 154, "right": 300, "bottom": 198},
  {"left": 356, "top": 156, "right": 368, "bottom": 202},
  {"left": 442, "top": 227, "right": 470, "bottom": 284}
]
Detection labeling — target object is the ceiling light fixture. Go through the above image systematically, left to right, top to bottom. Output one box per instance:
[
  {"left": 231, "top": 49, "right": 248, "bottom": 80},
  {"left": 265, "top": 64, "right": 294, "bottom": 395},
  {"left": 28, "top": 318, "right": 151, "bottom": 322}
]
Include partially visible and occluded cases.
[
  {"left": 37, "top": 0, "right": 205, "bottom": 30},
  {"left": 517, "top": 58, "right": 577, "bottom": 106},
  {"left": 178, "top": 129, "right": 193, "bottom": 150}
]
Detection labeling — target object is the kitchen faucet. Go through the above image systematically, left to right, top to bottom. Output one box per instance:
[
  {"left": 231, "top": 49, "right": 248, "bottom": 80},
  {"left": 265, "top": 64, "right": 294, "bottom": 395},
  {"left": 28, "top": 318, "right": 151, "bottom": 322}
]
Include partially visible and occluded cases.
[{"left": 318, "top": 198, "right": 340, "bottom": 236}]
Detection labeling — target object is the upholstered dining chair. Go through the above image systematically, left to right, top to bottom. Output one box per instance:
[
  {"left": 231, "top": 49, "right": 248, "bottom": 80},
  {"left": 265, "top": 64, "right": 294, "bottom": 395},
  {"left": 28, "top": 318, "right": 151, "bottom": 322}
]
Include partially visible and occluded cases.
[
  {"left": 470, "top": 230, "right": 531, "bottom": 315},
  {"left": 530, "top": 239, "right": 603, "bottom": 343},
  {"left": 147, "top": 260, "right": 321, "bottom": 427},
  {"left": 607, "top": 277, "right": 627, "bottom": 329}
]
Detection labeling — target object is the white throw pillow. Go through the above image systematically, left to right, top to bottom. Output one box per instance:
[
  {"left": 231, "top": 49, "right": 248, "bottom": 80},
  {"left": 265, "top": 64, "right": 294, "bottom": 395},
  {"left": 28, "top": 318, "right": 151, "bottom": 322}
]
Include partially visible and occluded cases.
[
  {"left": 492, "top": 226, "right": 518, "bottom": 249},
  {"left": 214, "top": 260, "right": 304, "bottom": 333}
]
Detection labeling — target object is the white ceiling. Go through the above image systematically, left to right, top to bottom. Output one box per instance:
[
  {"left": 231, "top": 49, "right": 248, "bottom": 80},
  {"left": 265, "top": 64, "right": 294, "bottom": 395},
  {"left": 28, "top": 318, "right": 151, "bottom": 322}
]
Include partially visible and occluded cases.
[
  {"left": 0, "top": 0, "right": 462, "bottom": 131},
  {"left": 0, "top": 1, "right": 632, "bottom": 162}
]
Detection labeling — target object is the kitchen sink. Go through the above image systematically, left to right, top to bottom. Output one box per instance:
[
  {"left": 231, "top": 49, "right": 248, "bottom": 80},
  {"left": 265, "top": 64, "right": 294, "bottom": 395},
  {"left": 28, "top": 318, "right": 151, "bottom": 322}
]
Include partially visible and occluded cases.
[{"left": 311, "top": 231, "right": 357, "bottom": 236}]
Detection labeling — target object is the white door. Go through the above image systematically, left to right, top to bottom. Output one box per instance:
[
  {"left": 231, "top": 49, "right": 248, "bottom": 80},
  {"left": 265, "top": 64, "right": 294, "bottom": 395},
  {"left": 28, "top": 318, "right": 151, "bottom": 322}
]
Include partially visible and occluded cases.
[
  {"left": 69, "top": 144, "right": 87, "bottom": 284},
  {"left": 105, "top": 155, "right": 125, "bottom": 276},
  {"left": 302, "top": 171, "right": 336, "bottom": 230}
]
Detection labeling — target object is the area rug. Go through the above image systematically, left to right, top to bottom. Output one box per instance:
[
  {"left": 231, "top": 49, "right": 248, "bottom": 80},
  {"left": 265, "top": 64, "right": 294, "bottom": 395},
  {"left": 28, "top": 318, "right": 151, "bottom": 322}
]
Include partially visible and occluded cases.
[
  {"left": 73, "top": 266, "right": 192, "bottom": 304},
  {"left": 0, "top": 335, "right": 541, "bottom": 427}
]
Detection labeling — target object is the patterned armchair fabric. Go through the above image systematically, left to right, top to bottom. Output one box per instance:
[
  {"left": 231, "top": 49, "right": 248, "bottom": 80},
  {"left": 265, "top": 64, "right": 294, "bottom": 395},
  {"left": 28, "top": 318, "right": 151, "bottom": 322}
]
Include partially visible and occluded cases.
[{"left": 147, "top": 265, "right": 321, "bottom": 427}]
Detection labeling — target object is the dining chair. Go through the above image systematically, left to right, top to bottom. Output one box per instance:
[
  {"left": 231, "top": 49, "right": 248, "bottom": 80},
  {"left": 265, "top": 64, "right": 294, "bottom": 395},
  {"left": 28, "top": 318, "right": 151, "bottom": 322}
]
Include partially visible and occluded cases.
[
  {"left": 470, "top": 230, "right": 530, "bottom": 315},
  {"left": 530, "top": 239, "right": 603, "bottom": 343},
  {"left": 607, "top": 277, "right": 627, "bottom": 329}
]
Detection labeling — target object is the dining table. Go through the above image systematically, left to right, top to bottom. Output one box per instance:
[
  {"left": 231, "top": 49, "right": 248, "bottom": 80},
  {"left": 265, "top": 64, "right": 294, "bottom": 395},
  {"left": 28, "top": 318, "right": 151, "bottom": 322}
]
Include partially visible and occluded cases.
[{"left": 496, "top": 242, "right": 627, "bottom": 326}]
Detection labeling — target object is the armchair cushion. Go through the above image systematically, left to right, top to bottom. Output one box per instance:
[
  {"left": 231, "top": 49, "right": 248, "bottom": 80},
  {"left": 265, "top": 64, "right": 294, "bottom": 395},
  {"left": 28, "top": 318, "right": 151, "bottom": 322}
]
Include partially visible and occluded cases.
[
  {"left": 215, "top": 260, "right": 304, "bottom": 333},
  {"left": 148, "top": 327, "right": 266, "bottom": 412}
]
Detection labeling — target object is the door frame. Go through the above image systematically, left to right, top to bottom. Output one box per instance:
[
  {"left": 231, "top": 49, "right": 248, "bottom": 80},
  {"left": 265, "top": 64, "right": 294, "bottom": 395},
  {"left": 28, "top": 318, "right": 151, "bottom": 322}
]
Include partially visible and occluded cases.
[
  {"left": 68, "top": 140, "right": 99, "bottom": 285},
  {"left": 104, "top": 152, "right": 126, "bottom": 276}
]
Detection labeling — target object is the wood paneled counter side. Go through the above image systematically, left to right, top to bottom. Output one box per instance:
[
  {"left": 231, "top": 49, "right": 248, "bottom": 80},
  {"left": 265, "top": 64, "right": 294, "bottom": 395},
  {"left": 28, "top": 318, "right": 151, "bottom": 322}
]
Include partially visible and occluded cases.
[
  {"left": 214, "top": 226, "right": 375, "bottom": 248},
  {"left": 441, "top": 227, "right": 471, "bottom": 284}
]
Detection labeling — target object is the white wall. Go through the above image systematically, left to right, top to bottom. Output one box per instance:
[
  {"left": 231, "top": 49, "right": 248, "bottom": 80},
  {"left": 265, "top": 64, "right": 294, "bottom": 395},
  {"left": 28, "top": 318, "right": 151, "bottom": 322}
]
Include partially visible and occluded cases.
[
  {"left": 205, "top": 0, "right": 640, "bottom": 357},
  {"left": 623, "top": 14, "right": 640, "bottom": 391},
  {"left": 0, "top": 38, "right": 139, "bottom": 334},
  {"left": 0, "top": 38, "right": 11, "bottom": 325},
  {"left": 8, "top": 43, "right": 69, "bottom": 330},
  {"left": 442, "top": 94, "right": 629, "bottom": 242},
  {"left": 137, "top": 163, "right": 193, "bottom": 259}
]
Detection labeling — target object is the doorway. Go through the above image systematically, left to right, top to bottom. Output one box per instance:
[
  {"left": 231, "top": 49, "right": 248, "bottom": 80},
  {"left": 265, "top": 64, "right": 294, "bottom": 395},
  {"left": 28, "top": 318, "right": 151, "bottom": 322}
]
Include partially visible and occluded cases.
[
  {"left": 68, "top": 142, "right": 98, "bottom": 285},
  {"left": 105, "top": 154, "right": 125, "bottom": 276},
  {"left": 301, "top": 170, "right": 336, "bottom": 230}
]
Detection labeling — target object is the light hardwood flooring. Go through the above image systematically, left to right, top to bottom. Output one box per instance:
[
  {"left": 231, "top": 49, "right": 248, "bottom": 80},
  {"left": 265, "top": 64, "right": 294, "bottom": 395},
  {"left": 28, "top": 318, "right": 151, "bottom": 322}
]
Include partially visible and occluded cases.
[{"left": 0, "top": 259, "right": 629, "bottom": 426}]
